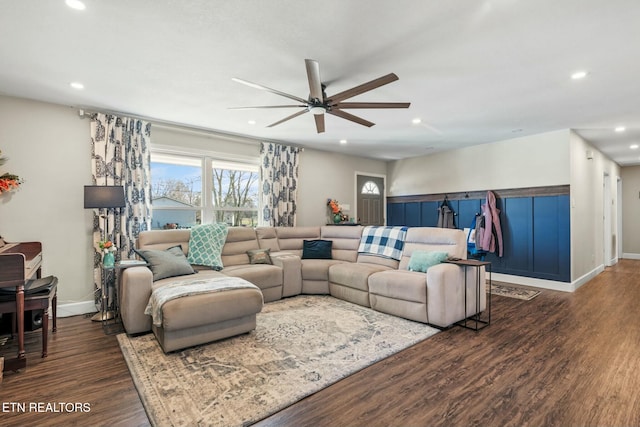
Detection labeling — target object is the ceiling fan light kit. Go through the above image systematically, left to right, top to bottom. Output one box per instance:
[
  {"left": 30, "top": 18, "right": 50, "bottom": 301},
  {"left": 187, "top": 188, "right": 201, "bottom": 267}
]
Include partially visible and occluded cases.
[{"left": 231, "top": 59, "right": 410, "bottom": 133}]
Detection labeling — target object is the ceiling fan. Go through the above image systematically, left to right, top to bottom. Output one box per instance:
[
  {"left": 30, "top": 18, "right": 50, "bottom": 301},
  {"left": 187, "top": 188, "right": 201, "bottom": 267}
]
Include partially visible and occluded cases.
[{"left": 230, "top": 59, "right": 410, "bottom": 133}]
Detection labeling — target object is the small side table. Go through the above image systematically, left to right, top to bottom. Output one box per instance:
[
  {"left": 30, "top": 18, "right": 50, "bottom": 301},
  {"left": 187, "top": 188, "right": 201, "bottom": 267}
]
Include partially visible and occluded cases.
[
  {"left": 444, "top": 259, "right": 491, "bottom": 331},
  {"left": 103, "top": 260, "right": 147, "bottom": 335}
]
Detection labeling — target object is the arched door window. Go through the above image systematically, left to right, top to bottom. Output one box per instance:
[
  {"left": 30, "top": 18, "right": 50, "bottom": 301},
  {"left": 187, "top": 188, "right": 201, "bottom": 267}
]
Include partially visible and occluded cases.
[{"left": 361, "top": 181, "right": 380, "bottom": 195}]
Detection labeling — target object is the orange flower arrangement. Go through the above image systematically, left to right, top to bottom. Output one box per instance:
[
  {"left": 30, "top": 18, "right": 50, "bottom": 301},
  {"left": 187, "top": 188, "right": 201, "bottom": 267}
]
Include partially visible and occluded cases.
[
  {"left": 0, "top": 150, "right": 23, "bottom": 195},
  {"left": 0, "top": 173, "right": 22, "bottom": 194},
  {"left": 327, "top": 198, "right": 342, "bottom": 214},
  {"left": 327, "top": 198, "right": 348, "bottom": 223}
]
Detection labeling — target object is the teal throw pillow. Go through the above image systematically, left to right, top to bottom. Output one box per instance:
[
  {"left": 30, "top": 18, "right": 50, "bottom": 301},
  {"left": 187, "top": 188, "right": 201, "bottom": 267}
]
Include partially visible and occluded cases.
[
  {"left": 187, "top": 223, "right": 228, "bottom": 270},
  {"left": 134, "top": 245, "right": 196, "bottom": 281},
  {"left": 407, "top": 250, "right": 449, "bottom": 273}
]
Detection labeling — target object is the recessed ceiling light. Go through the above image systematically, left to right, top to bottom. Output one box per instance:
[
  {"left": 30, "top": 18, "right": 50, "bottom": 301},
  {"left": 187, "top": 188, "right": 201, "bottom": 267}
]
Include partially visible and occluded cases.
[
  {"left": 65, "top": 0, "right": 86, "bottom": 10},
  {"left": 571, "top": 70, "right": 588, "bottom": 80},
  {"left": 69, "top": 82, "right": 84, "bottom": 90},
  {"left": 411, "top": 118, "right": 422, "bottom": 124},
  {"left": 248, "top": 120, "right": 256, "bottom": 125},
  {"left": 615, "top": 126, "right": 626, "bottom": 133},
  {"left": 339, "top": 139, "right": 347, "bottom": 144},
  {"left": 630, "top": 144, "right": 639, "bottom": 150}
]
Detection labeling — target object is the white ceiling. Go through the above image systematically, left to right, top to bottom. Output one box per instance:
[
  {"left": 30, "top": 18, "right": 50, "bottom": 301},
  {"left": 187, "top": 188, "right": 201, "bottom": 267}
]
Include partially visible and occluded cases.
[{"left": 1, "top": 0, "right": 640, "bottom": 164}]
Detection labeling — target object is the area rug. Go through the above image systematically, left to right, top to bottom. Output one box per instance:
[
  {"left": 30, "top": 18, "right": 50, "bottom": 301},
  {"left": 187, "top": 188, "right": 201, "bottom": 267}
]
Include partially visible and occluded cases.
[
  {"left": 489, "top": 281, "right": 541, "bottom": 300},
  {"left": 117, "top": 295, "right": 439, "bottom": 427}
]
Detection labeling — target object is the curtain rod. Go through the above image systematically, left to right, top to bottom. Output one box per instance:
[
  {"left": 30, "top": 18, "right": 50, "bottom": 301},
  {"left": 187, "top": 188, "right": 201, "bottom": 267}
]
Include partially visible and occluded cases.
[{"left": 76, "top": 108, "right": 291, "bottom": 147}]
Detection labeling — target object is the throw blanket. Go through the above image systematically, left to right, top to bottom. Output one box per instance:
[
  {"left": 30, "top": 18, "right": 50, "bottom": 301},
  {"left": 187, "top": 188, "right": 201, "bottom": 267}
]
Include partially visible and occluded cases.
[
  {"left": 358, "top": 226, "right": 408, "bottom": 261},
  {"left": 145, "top": 277, "right": 259, "bottom": 327}
]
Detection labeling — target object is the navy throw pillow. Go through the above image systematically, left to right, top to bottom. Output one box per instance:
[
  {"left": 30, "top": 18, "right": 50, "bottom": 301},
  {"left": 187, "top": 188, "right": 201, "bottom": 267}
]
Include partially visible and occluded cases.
[{"left": 302, "top": 239, "right": 333, "bottom": 259}]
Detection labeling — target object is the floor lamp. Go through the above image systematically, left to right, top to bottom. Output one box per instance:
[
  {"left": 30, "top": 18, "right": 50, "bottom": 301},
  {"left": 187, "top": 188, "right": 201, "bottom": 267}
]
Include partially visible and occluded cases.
[{"left": 84, "top": 185, "right": 126, "bottom": 322}]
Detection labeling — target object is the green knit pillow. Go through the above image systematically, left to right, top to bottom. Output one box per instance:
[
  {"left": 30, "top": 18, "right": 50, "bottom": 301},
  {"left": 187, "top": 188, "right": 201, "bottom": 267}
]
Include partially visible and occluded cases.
[
  {"left": 187, "top": 223, "right": 228, "bottom": 270},
  {"left": 407, "top": 250, "right": 449, "bottom": 273}
]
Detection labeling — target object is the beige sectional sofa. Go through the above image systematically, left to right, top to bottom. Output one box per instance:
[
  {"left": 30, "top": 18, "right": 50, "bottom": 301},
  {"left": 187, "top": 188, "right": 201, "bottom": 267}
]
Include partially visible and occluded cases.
[{"left": 120, "top": 225, "right": 486, "bottom": 352}]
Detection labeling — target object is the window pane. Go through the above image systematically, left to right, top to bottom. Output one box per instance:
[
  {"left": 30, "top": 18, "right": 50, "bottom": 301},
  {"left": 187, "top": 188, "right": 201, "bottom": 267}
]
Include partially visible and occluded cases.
[
  {"left": 151, "top": 154, "right": 203, "bottom": 230},
  {"left": 151, "top": 158, "right": 202, "bottom": 207},
  {"left": 211, "top": 167, "right": 259, "bottom": 209},
  {"left": 361, "top": 181, "right": 380, "bottom": 195},
  {"left": 151, "top": 208, "right": 201, "bottom": 230},
  {"left": 212, "top": 210, "right": 258, "bottom": 227}
]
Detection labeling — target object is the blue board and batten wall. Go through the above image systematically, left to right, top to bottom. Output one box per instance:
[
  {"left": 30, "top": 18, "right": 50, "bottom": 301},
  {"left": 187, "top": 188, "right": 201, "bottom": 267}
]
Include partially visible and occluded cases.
[{"left": 387, "top": 186, "right": 571, "bottom": 282}]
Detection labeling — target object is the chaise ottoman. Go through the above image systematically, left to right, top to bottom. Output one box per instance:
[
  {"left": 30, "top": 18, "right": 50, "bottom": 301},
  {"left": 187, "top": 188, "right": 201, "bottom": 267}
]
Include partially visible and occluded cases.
[{"left": 146, "top": 276, "right": 264, "bottom": 353}]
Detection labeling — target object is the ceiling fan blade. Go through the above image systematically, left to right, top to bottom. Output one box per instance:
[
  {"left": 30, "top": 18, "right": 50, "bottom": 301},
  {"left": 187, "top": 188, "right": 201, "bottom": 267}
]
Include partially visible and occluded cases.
[
  {"left": 305, "top": 59, "right": 323, "bottom": 101},
  {"left": 328, "top": 73, "right": 399, "bottom": 103},
  {"left": 231, "top": 77, "right": 308, "bottom": 104},
  {"left": 333, "top": 102, "right": 411, "bottom": 109},
  {"left": 228, "top": 105, "right": 306, "bottom": 110},
  {"left": 267, "top": 109, "right": 308, "bottom": 128},
  {"left": 328, "top": 109, "right": 375, "bottom": 128},
  {"left": 314, "top": 114, "right": 325, "bottom": 133}
]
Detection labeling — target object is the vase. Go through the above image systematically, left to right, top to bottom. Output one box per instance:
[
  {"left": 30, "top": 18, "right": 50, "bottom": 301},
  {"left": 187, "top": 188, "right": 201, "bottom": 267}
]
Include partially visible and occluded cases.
[
  {"left": 333, "top": 213, "right": 342, "bottom": 224},
  {"left": 103, "top": 251, "right": 115, "bottom": 268}
]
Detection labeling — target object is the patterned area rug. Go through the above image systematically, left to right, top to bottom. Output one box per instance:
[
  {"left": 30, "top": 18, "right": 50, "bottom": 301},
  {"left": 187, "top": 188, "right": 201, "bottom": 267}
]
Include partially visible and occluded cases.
[
  {"left": 489, "top": 281, "right": 541, "bottom": 300},
  {"left": 117, "top": 295, "right": 439, "bottom": 427}
]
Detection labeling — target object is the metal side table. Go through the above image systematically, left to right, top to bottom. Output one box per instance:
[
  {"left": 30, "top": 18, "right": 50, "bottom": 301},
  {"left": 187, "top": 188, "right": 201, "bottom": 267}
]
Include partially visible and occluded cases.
[{"left": 444, "top": 259, "right": 491, "bottom": 331}]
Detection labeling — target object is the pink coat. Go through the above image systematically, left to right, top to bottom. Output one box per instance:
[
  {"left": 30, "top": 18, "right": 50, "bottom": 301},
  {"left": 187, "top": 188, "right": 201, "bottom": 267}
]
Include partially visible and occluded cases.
[{"left": 479, "top": 191, "right": 503, "bottom": 257}]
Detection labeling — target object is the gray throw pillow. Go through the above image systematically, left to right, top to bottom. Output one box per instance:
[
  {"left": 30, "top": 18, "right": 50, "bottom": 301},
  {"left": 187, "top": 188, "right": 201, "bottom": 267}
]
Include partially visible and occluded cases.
[
  {"left": 134, "top": 245, "right": 196, "bottom": 281},
  {"left": 247, "top": 248, "right": 272, "bottom": 265}
]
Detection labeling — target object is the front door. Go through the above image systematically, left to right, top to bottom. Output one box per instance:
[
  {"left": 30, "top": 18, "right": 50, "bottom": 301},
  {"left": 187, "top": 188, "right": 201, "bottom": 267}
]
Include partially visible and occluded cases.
[{"left": 357, "top": 174, "right": 384, "bottom": 226}]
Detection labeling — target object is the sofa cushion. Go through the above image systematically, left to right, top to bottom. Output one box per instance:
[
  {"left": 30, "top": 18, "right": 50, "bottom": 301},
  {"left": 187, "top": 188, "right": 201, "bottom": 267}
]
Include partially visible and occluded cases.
[
  {"left": 187, "top": 223, "right": 228, "bottom": 270},
  {"left": 320, "top": 225, "right": 363, "bottom": 262},
  {"left": 222, "top": 227, "right": 261, "bottom": 266},
  {"left": 255, "top": 227, "right": 280, "bottom": 252},
  {"left": 399, "top": 227, "right": 466, "bottom": 270},
  {"left": 302, "top": 239, "right": 332, "bottom": 259},
  {"left": 135, "top": 245, "right": 196, "bottom": 282},
  {"left": 247, "top": 248, "right": 272, "bottom": 265},
  {"left": 407, "top": 250, "right": 449, "bottom": 273},
  {"left": 301, "top": 259, "right": 345, "bottom": 281},
  {"left": 329, "top": 262, "right": 393, "bottom": 292},
  {"left": 222, "top": 264, "right": 283, "bottom": 290},
  {"left": 368, "top": 270, "right": 428, "bottom": 304}
]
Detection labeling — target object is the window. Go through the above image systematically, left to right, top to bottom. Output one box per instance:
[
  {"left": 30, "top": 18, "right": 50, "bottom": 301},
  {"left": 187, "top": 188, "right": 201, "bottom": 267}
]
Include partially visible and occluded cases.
[
  {"left": 150, "top": 152, "right": 259, "bottom": 229},
  {"left": 211, "top": 160, "right": 259, "bottom": 227},
  {"left": 361, "top": 180, "right": 380, "bottom": 195}
]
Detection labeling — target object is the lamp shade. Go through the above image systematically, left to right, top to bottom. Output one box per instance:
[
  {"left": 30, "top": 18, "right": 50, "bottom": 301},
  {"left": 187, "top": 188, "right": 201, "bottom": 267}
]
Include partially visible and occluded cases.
[{"left": 84, "top": 185, "right": 126, "bottom": 209}]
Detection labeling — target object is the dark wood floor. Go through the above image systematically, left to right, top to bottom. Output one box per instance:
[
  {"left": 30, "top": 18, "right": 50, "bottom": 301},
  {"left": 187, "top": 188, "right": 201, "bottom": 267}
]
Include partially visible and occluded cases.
[{"left": 1, "top": 260, "right": 639, "bottom": 427}]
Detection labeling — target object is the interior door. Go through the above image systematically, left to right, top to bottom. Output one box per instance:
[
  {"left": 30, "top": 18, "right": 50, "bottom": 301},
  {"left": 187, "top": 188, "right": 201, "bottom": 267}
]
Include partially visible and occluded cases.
[{"left": 357, "top": 175, "right": 384, "bottom": 226}]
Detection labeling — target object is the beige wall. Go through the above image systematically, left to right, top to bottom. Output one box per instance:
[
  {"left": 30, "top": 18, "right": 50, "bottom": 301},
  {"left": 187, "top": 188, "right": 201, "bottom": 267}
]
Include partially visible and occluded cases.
[
  {"left": 0, "top": 95, "right": 94, "bottom": 316},
  {"left": 386, "top": 129, "right": 571, "bottom": 196},
  {"left": 569, "top": 131, "right": 620, "bottom": 283},
  {"left": 296, "top": 150, "right": 386, "bottom": 226},
  {"left": 621, "top": 165, "right": 640, "bottom": 257}
]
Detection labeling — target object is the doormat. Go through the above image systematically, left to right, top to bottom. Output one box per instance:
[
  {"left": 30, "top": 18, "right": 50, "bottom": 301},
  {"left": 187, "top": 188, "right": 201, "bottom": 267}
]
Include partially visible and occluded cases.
[{"left": 489, "top": 281, "right": 541, "bottom": 300}]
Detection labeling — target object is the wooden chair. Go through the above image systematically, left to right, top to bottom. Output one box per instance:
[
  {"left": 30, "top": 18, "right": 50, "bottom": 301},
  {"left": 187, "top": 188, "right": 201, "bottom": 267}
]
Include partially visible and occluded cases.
[{"left": 0, "top": 276, "right": 57, "bottom": 358}]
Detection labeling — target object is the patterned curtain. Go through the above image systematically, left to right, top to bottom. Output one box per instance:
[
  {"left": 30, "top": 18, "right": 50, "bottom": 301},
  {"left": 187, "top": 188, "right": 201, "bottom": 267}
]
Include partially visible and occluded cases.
[
  {"left": 90, "top": 113, "right": 152, "bottom": 302},
  {"left": 260, "top": 142, "right": 302, "bottom": 226}
]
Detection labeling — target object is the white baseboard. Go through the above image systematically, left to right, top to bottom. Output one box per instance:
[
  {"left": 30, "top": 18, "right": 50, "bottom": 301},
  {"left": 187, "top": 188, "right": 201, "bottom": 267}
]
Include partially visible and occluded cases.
[
  {"left": 622, "top": 252, "right": 640, "bottom": 260},
  {"left": 491, "top": 265, "right": 604, "bottom": 293},
  {"left": 571, "top": 265, "right": 604, "bottom": 291},
  {"left": 491, "top": 273, "right": 575, "bottom": 292},
  {"left": 56, "top": 300, "right": 97, "bottom": 318}
]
